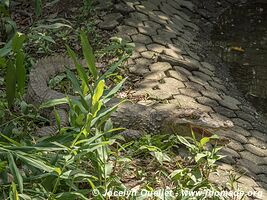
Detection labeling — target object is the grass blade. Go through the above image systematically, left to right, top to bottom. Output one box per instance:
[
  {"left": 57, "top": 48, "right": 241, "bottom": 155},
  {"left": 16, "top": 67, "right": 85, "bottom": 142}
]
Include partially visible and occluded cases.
[
  {"left": 80, "top": 31, "right": 97, "bottom": 80},
  {"left": 67, "top": 45, "right": 89, "bottom": 93},
  {"left": 15, "top": 51, "right": 26, "bottom": 95},
  {"left": 5, "top": 61, "right": 16, "bottom": 108},
  {"left": 40, "top": 97, "right": 68, "bottom": 109},
  {"left": 8, "top": 153, "right": 23, "bottom": 193}
]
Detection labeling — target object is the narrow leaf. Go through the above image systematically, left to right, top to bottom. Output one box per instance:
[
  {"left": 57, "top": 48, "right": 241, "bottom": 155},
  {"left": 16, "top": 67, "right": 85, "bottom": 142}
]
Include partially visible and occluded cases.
[
  {"left": 34, "top": 0, "right": 42, "bottom": 17},
  {"left": 80, "top": 31, "right": 97, "bottom": 79},
  {"left": 11, "top": 32, "right": 26, "bottom": 53},
  {"left": 66, "top": 45, "right": 89, "bottom": 92},
  {"left": 15, "top": 51, "right": 26, "bottom": 95},
  {"left": 5, "top": 61, "right": 16, "bottom": 108},
  {"left": 66, "top": 69, "right": 82, "bottom": 95},
  {"left": 92, "top": 80, "right": 104, "bottom": 106},
  {"left": 40, "top": 98, "right": 68, "bottom": 109},
  {"left": 8, "top": 153, "right": 23, "bottom": 193}
]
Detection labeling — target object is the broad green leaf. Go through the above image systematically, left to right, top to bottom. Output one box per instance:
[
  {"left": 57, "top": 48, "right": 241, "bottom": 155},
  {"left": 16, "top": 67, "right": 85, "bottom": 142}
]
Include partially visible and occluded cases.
[
  {"left": 80, "top": 31, "right": 97, "bottom": 79},
  {"left": 11, "top": 32, "right": 26, "bottom": 53},
  {"left": 15, "top": 51, "right": 26, "bottom": 95},
  {"left": 5, "top": 61, "right": 16, "bottom": 108},
  {"left": 92, "top": 80, "right": 105, "bottom": 106},
  {"left": 40, "top": 97, "right": 68, "bottom": 109},
  {"left": 177, "top": 136, "right": 192, "bottom": 149},
  {"left": 200, "top": 137, "right": 210, "bottom": 147},
  {"left": 154, "top": 151, "right": 164, "bottom": 165},
  {"left": 8, "top": 153, "right": 23, "bottom": 193},
  {"left": 16, "top": 153, "right": 55, "bottom": 172},
  {"left": 195, "top": 153, "right": 207, "bottom": 162},
  {"left": 104, "top": 162, "right": 113, "bottom": 177},
  {"left": 54, "top": 167, "right": 62, "bottom": 175},
  {"left": 18, "top": 194, "right": 32, "bottom": 200}
]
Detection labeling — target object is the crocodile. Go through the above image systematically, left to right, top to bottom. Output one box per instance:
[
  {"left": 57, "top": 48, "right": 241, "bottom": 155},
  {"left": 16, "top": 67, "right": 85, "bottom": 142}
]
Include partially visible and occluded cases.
[{"left": 26, "top": 56, "right": 234, "bottom": 141}]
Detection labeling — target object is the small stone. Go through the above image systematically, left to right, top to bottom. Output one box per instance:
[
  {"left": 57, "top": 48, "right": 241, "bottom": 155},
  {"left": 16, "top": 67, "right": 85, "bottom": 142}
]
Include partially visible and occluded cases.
[
  {"left": 115, "top": 3, "right": 135, "bottom": 14},
  {"left": 129, "top": 12, "right": 149, "bottom": 21},
  {"left": 98, "top": 13, "right": 123, "bottom": 30},
  {"left": 117, "top": 25, "right": 138, "bottom": 36},
  {"left": 131, "top": 34, "right": 152, "bottom": 45},
  {"left": 134, "top": 42, "right": 147, "bottom": 52},
  {"left": 147, "top": 44, "right": 167, "bottom": 53},
  {"left": 167, "top": 44, "right": 182, "bottom": 54},
  {"left": 162, "top": 49, "right": 183, "bottom": 60},
  {"left": 141, "top": 51, "right": 156, "bottom": 59},
  {"left": 158, "top": 54, "right": 200, "bottom": 71},
  {"left": 149, "top": 62, "right": 172, "bottom": 72},
  {"left": 201, "top": 62, "right": 216, "bottom": 71},
  {"left": 129, "top": 65, "right": 150, "bottom": 75},
  {"left": 174, "top": 66, "right": 192, "bottom": 76},
  {"left": 199, "top": 66, "right": 214, "bottom": 76},
  {"left": 166, "top": 70, "right": 188, "bottom": 81},
  {"left": 144, "top": 71, "right": 166, "bottom": 81},
  {"left": 192, "top": 71, "right": 212, "bottom": 81},
  {"left": 188, "top": 75, "right": 208, "bottom": 86},
  {"left": 158, "top": 77, "right": 184, "bottom": 92},
  {"left": 209, "top": 81, "right": 227, "bottom": 92},
  {"left": 184, "top": 82, "right": 205, "bottom": 91},
  {"left": 179, "top": 88, "right": 201, "bottom": 98},
  {"left": 149, "top": 89, "right": 173, "bottom": 100},
  {"left": 200, "top": 90, "right": 222, "bottom": 101},
  {"left": 172, "top": 95, "right": 212, "bottom": 112},
  {"left": 219, "top": 95, "right": 241, "bottom": 110},
  {"left": 196, "top": 96, "right": 219, "bottom": 107},
  {"left": 213, "top": 106, "right": 236, "bottom": 118},
  {"left": 235, "top": 111, "right": 258, "bottom": 124},
  {"left": 232, "top": 118, "right": 253, "bottom": 130},
  {"left": 234, "top": 126, "right": 252, "bottom": 137},
  {"left": 217, "top": 129, "right": 248, "bottom": 144},
  {"left": 250, "top": 130, "right": 267, "bottom": 142},
  {"left": 248, "top": 137, "right": 267, "bottom": 149},
  {"left": 227, "top": 140, "right": 244, "bottom": 152},
  {"left": 244, "top": 144, "right": 267, "bottom": 157},
  {"left": 220, "top": 147, "right": 239, "bottom": 164},
  {"left": 240, "top": 151, "right": 267, "bottom": 165},
  {"left": 237, "top": 159, "right": 267, "bottom": 176}
]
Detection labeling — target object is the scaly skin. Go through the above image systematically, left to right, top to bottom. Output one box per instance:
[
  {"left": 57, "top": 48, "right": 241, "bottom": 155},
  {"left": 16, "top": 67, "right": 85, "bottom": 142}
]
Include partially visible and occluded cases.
[{"left": 26, "top": 56, "right": 233, "bottom": 139}]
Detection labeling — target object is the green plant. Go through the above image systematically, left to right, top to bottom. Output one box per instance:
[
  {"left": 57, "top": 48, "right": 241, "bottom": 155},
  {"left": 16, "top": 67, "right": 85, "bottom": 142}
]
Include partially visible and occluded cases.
[
  {"left": 0, "top": 0, "right": 17, "bottom": 42},
  {"left": 34, "top": 0, "right": 42, "bottom": 17},
  {"left": 82, "top": 0, "right": 93, "bottom": 14},
  {"left": 27, "top": 18, "right": 72, "bottom": 55},
  {"left": 0, "top": 31, "right": 129, "bottom": 199},
  {"left": 0, "top": 32, "right": 26, "bottom": 108},
  {"left": 97, "top": 37, "right": 135, "bottom": 60}
]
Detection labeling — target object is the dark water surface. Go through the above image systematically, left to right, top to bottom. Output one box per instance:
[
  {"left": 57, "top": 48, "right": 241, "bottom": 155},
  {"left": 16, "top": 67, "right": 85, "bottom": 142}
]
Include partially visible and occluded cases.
[{"left": 212, "top": 2, "right": 267, "bottom": 116}]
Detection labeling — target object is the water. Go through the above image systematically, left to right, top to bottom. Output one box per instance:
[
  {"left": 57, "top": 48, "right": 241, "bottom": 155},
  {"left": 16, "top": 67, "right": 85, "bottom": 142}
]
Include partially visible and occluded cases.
[{"left": 212, "top": 2, "right": 267, "bottom": 115}]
